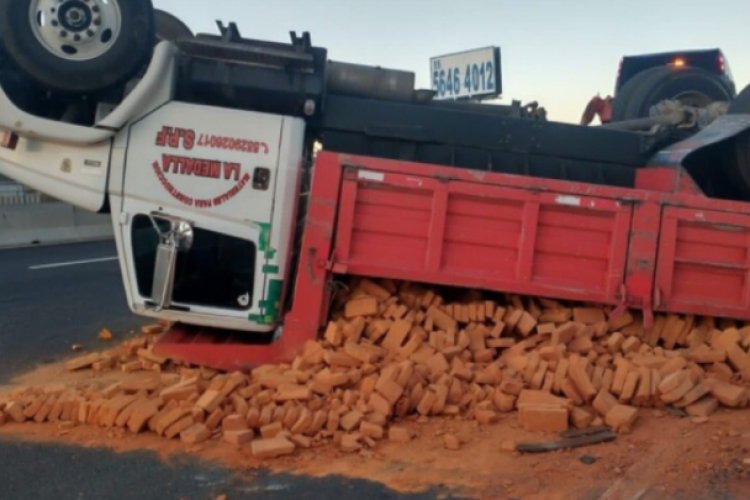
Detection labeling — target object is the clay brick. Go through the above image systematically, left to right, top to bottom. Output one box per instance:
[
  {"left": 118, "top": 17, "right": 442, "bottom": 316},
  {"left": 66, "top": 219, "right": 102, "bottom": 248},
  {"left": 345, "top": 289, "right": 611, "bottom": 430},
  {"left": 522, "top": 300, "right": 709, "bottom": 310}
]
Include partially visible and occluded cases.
[
  {"left": 359, "top": 279, "right": 391, "bottom": 300},
  {"left": 345, "top": 297, "right": 379, "bottom": 318},
  {"left": 426, "top": 306, "right": 458, "bottom": 333},
  {"left": 540, "top": 308, "right": 572, "bottom": 323},
  {"left": 573, "top": 308, "right": 606, "bottom": 325},
  {"left": 608, "top": 311, "right": 634, "bottom": 331},
  {"left": 517, "top": 312, "right": 538, "bottom": 337},
  {"left": 645, "top": 316, "right": 666, "bottom": 346},
  {"left": 661, "top": 316, "right": 685, "bottom": 350},
  {"left": 382, "top": 320, "right": 412, "bottom": 352},
  {"left": 324, "top": 322, "right": 343, "bottom": 347},
  {"left": 711, "top": 328, "right": 741, "bottom": 351},
  {"left": 606, "top": 332, "right": 625, "bottom": 353},
  {"left": 568, "top": 336, "right": 593, "bottom": 354},
  {"left": 621, "top": 337, "right": 641, "bottom": 354},
  {"left": 344, "top": 342, "right": 380, "bottom": 365},
  {"left": 726, "top": 343, "right": 750, "bottom": 378},
  {"left": 687, "top": 345, "right": 726, "bottom": 364},
  {"left": 137, "top": 348, "right": 168, "bottom": 366},
  {"left": 323, "top": 350, "right": 360, "bottom": 368},
  {"left": 425, "top": 352, "right": 449, "bottom": 379},
  {"left": 65, "top": 353, "right": 101, "bottom": 371},
  {"left": 568, "top": 356, "right": 597, "bottom": 402},
  {"left": 658, "top": 356, "right": 687, "bottom": 377},
  {"left": 120, "top": 361, "right": 142, "bottom": 373},
  {"left": 709, "top": 362, "right": 734, "bottom": 382},
  {"left": 633, "top": 368, "right": 652, "bottom": 405},
  {"left": 658, "top": 370, "right": 689, "bottom": 394},
  {"left": 619, "top": 371, "right": 640, "bottom": 404},
  {"left": 660, "top": 377, "right": 695, "bottom": 404},
  {"left": 375, "top": 378, "right": 403, "bottom": 406},
  {"left": 559, "top": 378, "right": 582, "bottom": 405},
  {"left": 705, "top": 379, "right": 746, "bottom": 407},
  {"left": 161, "top": 383, "right": 198, "bottom": 403},
  {"left": 675, "top": 383, "right": 710, "bottom": 408},
  {"left": 275, "top": 384, "right": 312, "bottom": 402},
  {"left": 417, "top": 389, "right": 438, "bottom": 416},
  {"left": 593, "top": 389, "right": 619, "bottom": 416},
  {"left": 195, "top": 390, "right": 224, "bottom": 413},
  {"left": 492, "top": 390, "right": 516, "bottom": 412},
  {"left": 517, "top": 390, "right": 571, "bottom": 410},
  {"left": 368, "top": 391, "right": 392, "bottom": 416},
  {"left": 100, "top": 395, "right": 137, "bottom": 428},
  {"left": 33, "top": 396, "right": 55, "bottom": 423},
  {"left": 685, "top": 397, "right": 719, "bottom": 417},
  {"left": 5, "top": 402, "right": 26, "bottom": 423},
  {"left": 605, "top": 404, "right": 638, "bottom": 432},
  {"left": 519, "top": 405, "right": 569, "bottom": 433},
  {"left": 155, "top": 407, "right": 193, "bottom": 436},
  {"left": 570, "top": 407, "right": 594, "bottom": 429},
  {"left": 205, "top": 408, "right": 225, "bottom": 430},
  {"left": 474, "top": 408, "right": 498, "bottom": 424},
  {"left": 340, "top": 410, "right": 363, "bottom": 431},
  {"left": 222, "top": 414, "right": 248, "bottom": 432},
  {"left": 164, "top": 416, "right": 195, "bottom": 439},
  {"left": 359, "top": 420, "right": 384, "bottom": 440},
  {"left": 260, "top": 421, "right": 284, "bottom": 438},
  {"left": 181, "top": 423, "right": 211, "bottom": 445},
  {"left": 388, "top": 426, "right": 412, "bottom": 442},
  {"left": 224, "top": 430, "right": 255, "bottom": 446},
  {"left": 340, "top": 433, "right": 362, "bottom": 452}
]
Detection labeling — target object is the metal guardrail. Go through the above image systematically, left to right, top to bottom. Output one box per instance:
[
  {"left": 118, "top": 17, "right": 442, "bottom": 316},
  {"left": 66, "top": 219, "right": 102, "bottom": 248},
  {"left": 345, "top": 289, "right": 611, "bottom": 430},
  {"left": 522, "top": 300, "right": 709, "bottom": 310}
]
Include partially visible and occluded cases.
[{"left": 0, "top": 192, "right": 42, "bottom": 206}]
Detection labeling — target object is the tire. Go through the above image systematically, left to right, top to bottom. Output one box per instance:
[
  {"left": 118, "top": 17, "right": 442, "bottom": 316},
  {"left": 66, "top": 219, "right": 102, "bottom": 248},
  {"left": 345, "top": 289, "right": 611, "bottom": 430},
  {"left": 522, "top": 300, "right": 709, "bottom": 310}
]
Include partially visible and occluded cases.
[
  {"left": 0, "top": 0, "right": 155, "bottom": 94},
  {"left": 155, "top": 9, "right": 193, "bottom": 42},
  {"left": 612, "top": 66, "right": 735, "bottom": 121},
  {"left": 728, "top": 84, "right": 750, "bottom": 114},
  {"left": 721, "top": 129, "right": 750, "bottom": 199}
]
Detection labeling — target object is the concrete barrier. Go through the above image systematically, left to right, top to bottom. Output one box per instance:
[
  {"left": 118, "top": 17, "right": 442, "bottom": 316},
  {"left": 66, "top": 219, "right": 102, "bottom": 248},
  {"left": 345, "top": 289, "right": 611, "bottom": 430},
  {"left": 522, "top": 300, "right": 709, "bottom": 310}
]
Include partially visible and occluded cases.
[{"left": 0, "top": 202, "right": 112, "bottom": 248}]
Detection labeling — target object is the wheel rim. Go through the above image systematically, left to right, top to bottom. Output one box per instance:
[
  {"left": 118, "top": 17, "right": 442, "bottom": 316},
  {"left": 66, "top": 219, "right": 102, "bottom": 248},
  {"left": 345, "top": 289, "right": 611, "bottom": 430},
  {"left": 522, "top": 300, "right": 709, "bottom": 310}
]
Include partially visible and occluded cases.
[
  {"left": 29, "top": 0, "right": 121, "bottom": 61},
  {"left": 671, "top": 90, "right": 713, "bottom": 109}
]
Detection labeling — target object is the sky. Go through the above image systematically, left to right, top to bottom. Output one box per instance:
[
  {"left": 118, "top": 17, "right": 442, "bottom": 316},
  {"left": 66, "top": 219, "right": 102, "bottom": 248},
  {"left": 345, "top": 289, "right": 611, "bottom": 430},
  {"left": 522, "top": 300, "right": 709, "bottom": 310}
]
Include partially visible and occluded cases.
[{"left": 153, "top": 0, "right": 750, "bottom": 123}]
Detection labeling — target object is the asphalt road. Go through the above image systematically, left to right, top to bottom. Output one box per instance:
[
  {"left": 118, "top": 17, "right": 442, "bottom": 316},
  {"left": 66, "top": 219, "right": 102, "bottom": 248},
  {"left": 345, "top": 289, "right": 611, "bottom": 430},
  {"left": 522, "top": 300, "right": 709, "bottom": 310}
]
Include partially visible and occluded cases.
[{"left": 0, "top": 241, "right": 445, "bottom": 500}]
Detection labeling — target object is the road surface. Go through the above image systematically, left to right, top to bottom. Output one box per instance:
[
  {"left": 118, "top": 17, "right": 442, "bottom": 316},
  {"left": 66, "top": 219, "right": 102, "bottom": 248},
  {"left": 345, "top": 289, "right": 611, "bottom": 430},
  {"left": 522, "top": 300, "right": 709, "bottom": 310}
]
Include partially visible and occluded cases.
[{"left": 0, "top": 241, "right": 441, "bottom": 499}]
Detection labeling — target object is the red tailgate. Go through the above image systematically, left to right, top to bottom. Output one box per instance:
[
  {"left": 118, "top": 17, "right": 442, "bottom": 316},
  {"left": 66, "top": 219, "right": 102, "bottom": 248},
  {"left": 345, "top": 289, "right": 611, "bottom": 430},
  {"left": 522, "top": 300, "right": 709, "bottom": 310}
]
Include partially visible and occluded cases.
[{"left": 655, "top": 206, "right": 750, "bottom": 319}]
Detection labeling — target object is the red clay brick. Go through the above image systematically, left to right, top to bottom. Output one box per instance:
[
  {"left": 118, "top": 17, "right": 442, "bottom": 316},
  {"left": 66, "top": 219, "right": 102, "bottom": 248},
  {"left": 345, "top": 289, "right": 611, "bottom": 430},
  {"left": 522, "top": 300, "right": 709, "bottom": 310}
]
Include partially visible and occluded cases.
[
  {"left": 345, "top": 297, "right": 379, "bottom": 319},
  {"left": 605, "top": 404, "right": 638, "bottom": 432},
  {"left": 519, "top": 405, "right": 569, "bottom": 433},
  {"left": 180, "top": 423, "right": 211, "bottom": 444},
  {"left": 224, "top": 430, "right": 255, "bottom": 446}
]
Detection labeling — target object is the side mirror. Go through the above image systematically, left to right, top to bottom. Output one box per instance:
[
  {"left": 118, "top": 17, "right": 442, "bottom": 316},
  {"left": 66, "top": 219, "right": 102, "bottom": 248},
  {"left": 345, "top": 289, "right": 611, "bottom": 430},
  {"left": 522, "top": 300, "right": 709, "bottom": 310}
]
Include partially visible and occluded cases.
[{"left": 148, "top": 215, "right": 194, "bottom": 312}]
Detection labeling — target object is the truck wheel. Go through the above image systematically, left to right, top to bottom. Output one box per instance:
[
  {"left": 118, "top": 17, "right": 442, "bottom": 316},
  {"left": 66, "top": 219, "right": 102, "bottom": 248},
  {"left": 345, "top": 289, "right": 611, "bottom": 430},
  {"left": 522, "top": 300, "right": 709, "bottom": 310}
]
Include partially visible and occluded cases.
[
  {"left": 0, "top": 0, "right": 155, "bottom": 94},
  {"left": 612, "top": 66, "right": 735, "bottom": 121},
  {"left": 728, "top": 84, "right": 750, "bottom": 114}
]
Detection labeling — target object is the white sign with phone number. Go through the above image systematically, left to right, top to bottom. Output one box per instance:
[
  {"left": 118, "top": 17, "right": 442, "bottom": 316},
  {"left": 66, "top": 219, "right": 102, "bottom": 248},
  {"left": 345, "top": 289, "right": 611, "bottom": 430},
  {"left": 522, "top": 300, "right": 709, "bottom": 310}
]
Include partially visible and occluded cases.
[{"left": 430, "top": 46, "right": 502, "bottom": 101}]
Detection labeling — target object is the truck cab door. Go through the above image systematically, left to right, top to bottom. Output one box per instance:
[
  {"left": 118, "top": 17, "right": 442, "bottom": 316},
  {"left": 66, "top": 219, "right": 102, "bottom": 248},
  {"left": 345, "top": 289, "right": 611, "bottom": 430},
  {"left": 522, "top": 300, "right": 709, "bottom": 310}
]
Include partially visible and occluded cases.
[{"left": 112, "top": 102, "right": 305, "bottom": 333}]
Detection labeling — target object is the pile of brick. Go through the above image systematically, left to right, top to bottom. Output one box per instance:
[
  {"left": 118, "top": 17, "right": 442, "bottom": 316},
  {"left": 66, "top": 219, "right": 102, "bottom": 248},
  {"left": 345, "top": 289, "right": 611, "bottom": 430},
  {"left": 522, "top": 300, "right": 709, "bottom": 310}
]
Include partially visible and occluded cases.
[{"left": 1, "top": 278, "right": 749, "bottom": 457}]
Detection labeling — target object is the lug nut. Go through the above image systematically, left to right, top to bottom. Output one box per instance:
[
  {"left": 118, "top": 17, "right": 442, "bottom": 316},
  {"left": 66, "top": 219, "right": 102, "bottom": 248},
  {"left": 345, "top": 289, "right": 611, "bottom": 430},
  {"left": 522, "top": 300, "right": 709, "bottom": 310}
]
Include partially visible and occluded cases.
[{"left": 60, "top": 30, "right": 68, "bottom": 37}]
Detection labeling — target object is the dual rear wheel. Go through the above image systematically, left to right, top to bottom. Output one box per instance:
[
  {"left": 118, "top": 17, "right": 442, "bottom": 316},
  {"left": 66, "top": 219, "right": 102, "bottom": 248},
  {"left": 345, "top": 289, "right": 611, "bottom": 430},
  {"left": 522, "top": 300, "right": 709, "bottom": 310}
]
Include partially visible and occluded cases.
[{"left": 0, "top": 0, "right": 190, "bottom": 94}]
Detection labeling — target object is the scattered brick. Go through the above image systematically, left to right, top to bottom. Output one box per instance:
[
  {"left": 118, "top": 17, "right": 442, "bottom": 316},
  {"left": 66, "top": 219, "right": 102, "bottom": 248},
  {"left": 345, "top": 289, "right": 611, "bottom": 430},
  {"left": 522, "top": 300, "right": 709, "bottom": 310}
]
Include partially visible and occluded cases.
[{"left": 251, "top": 437, "right": 296, "bottom": 458}]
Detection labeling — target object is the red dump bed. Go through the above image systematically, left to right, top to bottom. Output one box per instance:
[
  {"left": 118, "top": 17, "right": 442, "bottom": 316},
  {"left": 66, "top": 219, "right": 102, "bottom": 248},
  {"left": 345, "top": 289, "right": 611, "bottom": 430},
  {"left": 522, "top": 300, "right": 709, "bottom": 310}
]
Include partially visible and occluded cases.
[{"left": 157, "top": 151, "right": 750, "bottom": 369}]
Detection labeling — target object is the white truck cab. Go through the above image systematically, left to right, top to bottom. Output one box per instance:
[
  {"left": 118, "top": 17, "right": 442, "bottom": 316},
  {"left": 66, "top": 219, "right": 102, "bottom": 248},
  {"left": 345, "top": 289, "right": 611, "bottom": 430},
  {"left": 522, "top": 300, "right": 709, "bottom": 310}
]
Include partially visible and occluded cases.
[{"left": 0, "top": 41, "right": 306, "bottom": 333}]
